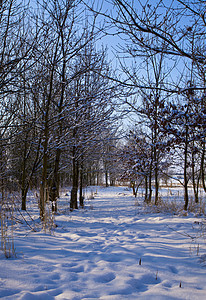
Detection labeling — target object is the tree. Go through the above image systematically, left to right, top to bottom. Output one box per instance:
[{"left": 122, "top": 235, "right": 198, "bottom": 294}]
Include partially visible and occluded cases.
[
  {"left": 0, "top": 0, "right": 34, "bottom": 205},
  {"left": 31, "top": 0, "right": 88, "bottom": 219},
  {"left": 100, "top": 0, "right": 206, "bottom": 208},
  {"left": 68, "top": 40, "right": 116, "bottom": 209},
  {"left": 116, "top": 41, "right": 174, "bottom": 204},
  {"left": 159, "top": 79, "right": 205, "bottom": 210},
  {"left": 120, "top": 129, "right": 151, "bottom": 199}
]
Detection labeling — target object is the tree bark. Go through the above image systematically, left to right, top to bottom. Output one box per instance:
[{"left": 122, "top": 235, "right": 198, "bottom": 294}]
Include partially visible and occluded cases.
[
  {"left": 184, "top": 124, "right": 189, "bottom": 211},
  {"left": 40, "top": 127, "right": 49, "bottom": 220},
  {"left": 201, "top": 140, "right": 206, "bottom": 193},
  {"left": 191, "top": 144, "right": 200, "bottom": 203},
  {"left": 50, "top": 148, "right": 61, "bottom": 212},
  {"left": 70, "top": 156, "right": 79, "bottom": 210},
  {"left": 79, "top": 162, "right": 84, "bottom": 208},
  {"left": 148, "top": 167, "right": 153, "bottom": 203},
  {"left": 105, "top": 170, "right": 109, "bottom": 187},
  {"left": 145, "top": 175, "right": 148, "bottom": 202},
  {"left": 131, "top": 181, "right": 136, "bottom": 197}
]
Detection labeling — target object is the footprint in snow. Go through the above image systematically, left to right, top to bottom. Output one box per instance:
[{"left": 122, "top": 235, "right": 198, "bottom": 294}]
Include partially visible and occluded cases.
[
  {"left": 137, "top": 233, "right": 150, "bottom": 239},
  {"left": 61, "top": 262, "right": 77, "bottom": 268},
  {"left": 70, "top": 265, "right": 84, "bottom": 273},
  {"left": 168, "top": 265, "right": 178, "bottom": 274},
  {"left": 94, "top": 272, "right": 116, "bottom": 283},
  {"left": 49, "top": 273, "right": 61, "bottom": 280},
  {"left": 69, "top": 273, "right": 79, "bottom": 282},
  {"left": 128, "top": 273, "right": 161, "bottom": 292}
]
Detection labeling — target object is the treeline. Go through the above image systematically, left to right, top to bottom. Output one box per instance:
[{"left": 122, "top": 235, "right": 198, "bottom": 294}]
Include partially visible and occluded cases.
[
  {"left": 0, "top": 0, "right": 119, "bottom": 219},
  {"left": 0, "top": 0, "right": 205, "bottom": 219},
  {"left": 105, "top": 0, "right": 206, "bottom": 211}
]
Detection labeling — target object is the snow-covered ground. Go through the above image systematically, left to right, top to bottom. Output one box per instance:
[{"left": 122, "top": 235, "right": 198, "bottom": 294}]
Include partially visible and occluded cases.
[{"left": 0, "top": 186, "right": 206, "bottom": 299}]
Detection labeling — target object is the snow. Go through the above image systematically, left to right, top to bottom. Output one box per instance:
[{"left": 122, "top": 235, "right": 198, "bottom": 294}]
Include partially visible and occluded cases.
[{"left": 0, "top": 186, "right": 206, "bottom": 299}]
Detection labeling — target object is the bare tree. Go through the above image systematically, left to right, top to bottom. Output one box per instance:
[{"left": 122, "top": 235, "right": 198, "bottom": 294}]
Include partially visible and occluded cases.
[
  {"left": 0, "top": 0, "right": 35, "bottom": 205},
  {"left": 32, "top": 0, "right": 88, "bottom": 219},
  {"left": 99, "top": 0, "right": 206, "bottom": 208},
  {"left": 68, "top": 40, "right": 116, "bottom": 209}
]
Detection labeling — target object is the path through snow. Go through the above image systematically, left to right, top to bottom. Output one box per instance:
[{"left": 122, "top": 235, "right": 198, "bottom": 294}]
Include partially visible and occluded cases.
[{"left": 0, "top": 186, "right": 206, "bottom": 299}]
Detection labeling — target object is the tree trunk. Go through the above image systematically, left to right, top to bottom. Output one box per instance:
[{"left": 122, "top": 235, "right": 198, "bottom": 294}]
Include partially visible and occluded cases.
[
  {"left": 49, "top": 32, "right": 67, "bottom": 212},
  {"left": 154, "top": 97, "right": 159, "bottom": 206},
  {"left": 184, "top": 125, "right": 189, "bottom": 211},
  {"left": 20, "top": 134, "right": 42, "bottom": 211},
  {"left": 21, "top": 139, "right": 28, "bottom": 211},
  {"left": 40, "top": 139, "right": 48, "bottom": 220},
  {"left": 154, "top": 140, "right": 159, "bottom": 205},
  {"left": 201, "top": 140, "right": 206, "bottom": 193},
  {"left": 191, "top": 145, "right": 199, "bottom": 203},
  {"left": 0, "top": 146, "right": 5, "bottom": 204},
  {"left": 50, "top": 148, "right": 61, "bottom": 213},
  {"left": 70, "top": 154, "right": 79, "bottom": 210},
  {"left": 79, "top": 162, "right": 84, "bottom": 208},
  {"left": 148, "top": 162, "right": 153, "bottom": 203},
  {"left": 154, "top": 165, "right": 159, "bottom": 205},
  {"left": 105, "top": 170, "right": 109, "bottom": 187},
  {"left": 145, "top": 175, "right": 148, "bottom": 202},
  {"left": 110, "top": 178, "right": 115, "bottom": 186},
  {"left": 131, "top": 181, "right": 136, "bottom": 196},
  {"left": 21, "top": 185, "right": 29, "bottom": 211},
  {"left": 21, "top": 185, "right": 27, "bottom": 211}
]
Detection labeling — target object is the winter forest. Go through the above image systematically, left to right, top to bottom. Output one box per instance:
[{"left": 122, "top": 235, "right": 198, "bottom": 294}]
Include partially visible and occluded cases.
[{"left": 0, "top": 0, "right": 206, "bottom": 299}]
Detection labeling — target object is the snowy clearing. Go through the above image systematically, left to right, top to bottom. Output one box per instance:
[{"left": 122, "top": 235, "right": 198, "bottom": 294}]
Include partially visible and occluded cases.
[{"left": 0, "top": 186, "right": 206, "bottom": 299}]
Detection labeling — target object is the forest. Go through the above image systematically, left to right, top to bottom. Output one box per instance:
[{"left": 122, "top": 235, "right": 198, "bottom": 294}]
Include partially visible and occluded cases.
[{"left": 0, "top": 0, "right": 205, "bottom": 226}]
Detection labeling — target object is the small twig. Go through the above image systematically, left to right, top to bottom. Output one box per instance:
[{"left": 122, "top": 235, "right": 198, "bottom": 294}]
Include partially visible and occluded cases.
[
  {"left": 17, "top": 208, "right": 37, "bottom": 232},
  {"left": 166, "top": 225, "right": 196, "bottom": 240}
]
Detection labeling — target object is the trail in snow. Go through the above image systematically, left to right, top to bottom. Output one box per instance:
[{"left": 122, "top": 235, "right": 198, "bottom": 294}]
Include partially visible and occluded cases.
[{"left": 0, "top": 186, "right": 206, "bottom": 299}]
